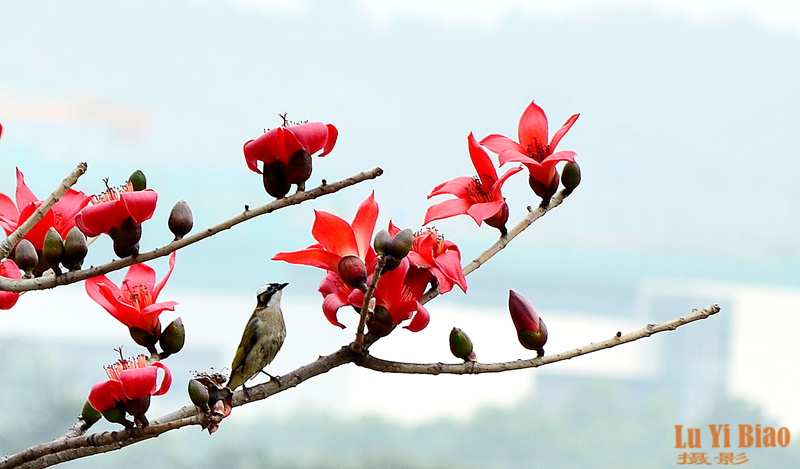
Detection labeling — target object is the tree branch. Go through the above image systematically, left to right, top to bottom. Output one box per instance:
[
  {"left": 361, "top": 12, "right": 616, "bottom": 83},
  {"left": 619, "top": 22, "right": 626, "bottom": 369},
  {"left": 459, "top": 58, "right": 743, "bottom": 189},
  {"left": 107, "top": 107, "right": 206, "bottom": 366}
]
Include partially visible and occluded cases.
[
  {"left": 0, "top": 163, "right": 88, "bottom": 259},
  {"left": 0, "top": 167, "right": 383, "bottom": 293},
  {"left": 422, "top": 189, "right": 568, "bottom": 304},
  {"left": 0, "top": 304, "right": 719, "bottom": 468},
  {"left": 359, "top": 304, "right": 721, "bottom": 374}
]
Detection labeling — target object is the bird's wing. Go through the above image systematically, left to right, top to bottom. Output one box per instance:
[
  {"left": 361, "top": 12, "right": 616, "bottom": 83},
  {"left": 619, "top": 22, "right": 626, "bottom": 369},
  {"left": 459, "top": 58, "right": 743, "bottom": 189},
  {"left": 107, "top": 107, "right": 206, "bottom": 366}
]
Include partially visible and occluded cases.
[{"left": 230, "top": 314, "right": 261, "bottom": 374}]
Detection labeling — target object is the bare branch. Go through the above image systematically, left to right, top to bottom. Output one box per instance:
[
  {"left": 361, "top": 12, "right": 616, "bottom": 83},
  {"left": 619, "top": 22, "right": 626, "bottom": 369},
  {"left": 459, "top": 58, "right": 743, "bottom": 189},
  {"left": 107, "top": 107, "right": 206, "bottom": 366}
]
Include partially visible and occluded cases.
[
  {"left": 0, "top": 163, "right": 88, "bottom": 259},
  {"left": 0, "top": 167, "right": 383, "bottom": 293},
  {"left": 422, "top": 189, "right": 568, "bottom": 304},
  {"left": 359, "top": 304, "right": 720, "bottom": 375},
  {"left": 0, "top": 305, "right": 718, "bottom": 468}
]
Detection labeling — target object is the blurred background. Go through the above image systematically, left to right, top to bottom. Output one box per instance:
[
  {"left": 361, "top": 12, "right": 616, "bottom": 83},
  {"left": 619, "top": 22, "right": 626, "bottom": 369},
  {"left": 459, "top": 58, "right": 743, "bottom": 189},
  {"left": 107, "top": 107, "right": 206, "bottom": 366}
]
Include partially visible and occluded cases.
[{"left": 1, "top": 0, "right": 800, "bottom": 467}]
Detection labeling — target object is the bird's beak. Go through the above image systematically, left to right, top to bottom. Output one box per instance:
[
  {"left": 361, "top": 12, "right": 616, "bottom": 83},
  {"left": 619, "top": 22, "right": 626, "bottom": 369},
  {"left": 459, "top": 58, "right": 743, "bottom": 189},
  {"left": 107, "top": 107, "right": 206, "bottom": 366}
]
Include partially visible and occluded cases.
[{"left": 278, "top": 282, "right": 289, "bottom": 290}]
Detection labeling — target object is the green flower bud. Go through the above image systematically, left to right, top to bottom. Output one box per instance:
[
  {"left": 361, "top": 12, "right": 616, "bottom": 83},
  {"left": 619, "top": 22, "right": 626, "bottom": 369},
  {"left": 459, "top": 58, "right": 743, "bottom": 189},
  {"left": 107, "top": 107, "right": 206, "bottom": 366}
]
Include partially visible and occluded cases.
[
  {"left": 280, "top": 149, "right": 312, "bottom": 184},
  {"left": 561, "top": 161, "right": 581, "bottom": 193},
  {"left": 262, "top": 162, "right": 291, "bottom": 198},
  {"left": 128, "top": 170, "right": 147, "bottom": 191},
  {"left": 168, "top": 199, "right": 193, "bottom": 240},
  {"left": 109, "top": 217, "right": 142, "bottom": 247},
  {"left": 63, "top": 227, "right": 88, "bottom": 271},
  {"left": 42, "top": 228, "right": 64, "bottom": 271},
  {"left": 387, "top": 228, "right": 414, "bottom": 259},
  {"left": 373, "top": 229, "right": 391, "bottom": 254},
  {"left": 13, "top": 239, "right": 38, "bottom": 276},
  {"left": 338, "top": 255, "right": 368, "bottom": 291},
  {"left": 382, "top": 256, "right": 402, "bottom": 272},
  {"left": 366, "top": 305, "right": 395, "bottom": 338},
  {"left": 159, "top": 317, "right": 185, "bottom": 355},
  {"left": 517, "top": 318, "right": 548, "bottom": 357},
  {"left": 449, "top": 327, "right": 475, "bottom": 362},
  {"left": 188, "top": 378, "right": 210, "bottom": 410},
  {"left": 81, "top": 399, "right": 102, "bottom": 426},
  {"left": 101, "top": 406, "right": 128, "bottom": 425}
]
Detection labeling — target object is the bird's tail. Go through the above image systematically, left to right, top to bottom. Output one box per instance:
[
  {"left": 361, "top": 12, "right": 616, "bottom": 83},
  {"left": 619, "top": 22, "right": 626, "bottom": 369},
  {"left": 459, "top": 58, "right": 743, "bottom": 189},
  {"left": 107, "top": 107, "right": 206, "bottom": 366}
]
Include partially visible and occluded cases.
[{"left": 226, "top": 371, "right": 242, "bottom": 391}]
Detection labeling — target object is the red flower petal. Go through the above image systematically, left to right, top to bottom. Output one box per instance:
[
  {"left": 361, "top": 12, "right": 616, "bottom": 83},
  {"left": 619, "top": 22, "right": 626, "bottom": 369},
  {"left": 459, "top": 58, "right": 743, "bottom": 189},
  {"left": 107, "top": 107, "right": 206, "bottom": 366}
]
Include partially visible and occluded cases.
[
  {"left": 517, "top": 101, "right": 549, "bottom": 156},
  {"left": 549, "top": 113, "right": 580, "bottom": 152},
  {"left": 286, "top": 122, "right": 332, "bottom": 156},
  {"left": 320, "top": 124, "right": 338, "bottom": 156},
  {"left": 467, "top": 133, "right": 497, "bottom": 189},
  {"left": 480, "top": 134, "right": 525, "bottom": 155},
  {"left": 14, "top": 168, "right": 38, "bottom": 211},
  {"left": 427, "top": 177, "right": 474, "bottom": 199},
  {"left": 120, "top": 190, "right": 157, "bottom": 225},
  {"left": 351, "top": 192, "right": 378, "bottom": 259},
  {"left": 0, "top": 193, "right": 18, "bottom": 235},
  {"left": 423, "top": 198, "right": 471, "bottom": 226},
  {"left": 466, "top": 200, "right": 505, "bottom": 225},
  {"left": 17, "top": 201, "right": 55, "bottom": 249},
  {"left": 311, "top": 210, "right": 359, "bottom": 258},
  {"left": 273, "top": 247, "right": 342, "bottom": 272},
  {"left": 432, "top": 249, "right": 467, "bottom": 293},
  {"left": 152, "top": 251, "right": 177, "bottom": 300},
  {"left": 0, "top": 260, "right": 22, "bottom": 310},
  {"left": 91, "top": 280, "right": 146, "bottom": 329},
  {"left": 404, "top": 302, "right": 430, "bottom": 332},
  {"left": 151, "top": 362, "right": 172, "bottom": 396},
  {"left": 119, "top": 365, "right": 158, "bottom": 400},
  {"left": 88, "top": 380, "right": 125, "bottom": 412}
]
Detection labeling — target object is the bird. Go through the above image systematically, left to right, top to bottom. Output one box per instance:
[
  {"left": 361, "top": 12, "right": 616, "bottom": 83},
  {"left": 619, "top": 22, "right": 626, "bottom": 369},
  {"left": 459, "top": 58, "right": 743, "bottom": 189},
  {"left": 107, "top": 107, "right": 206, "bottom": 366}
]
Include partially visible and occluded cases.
[{"left": 227, "top": 282, "right": 288, "bottom": 395}]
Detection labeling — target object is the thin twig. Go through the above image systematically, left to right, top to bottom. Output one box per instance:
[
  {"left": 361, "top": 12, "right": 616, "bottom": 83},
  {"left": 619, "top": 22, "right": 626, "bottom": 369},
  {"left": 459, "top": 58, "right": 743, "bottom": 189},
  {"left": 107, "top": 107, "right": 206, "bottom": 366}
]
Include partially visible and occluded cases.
[
  {"left": 0, "top": 163, "right": 88, "bottom": 259},
  {"left": 0, "top": 167, "right": 383, "bottom": 293},
  {"left": 421, "top": 189, "right": 567, "bottom": 304},
  {"left": 352, "top": 256, "right": 387, "bottom": 352},
  {"left": 0, "top": 304, "right": 718, "bottom": 468},
  {"left": 359, "top": 304, "right": 721, "bottom": 374}
]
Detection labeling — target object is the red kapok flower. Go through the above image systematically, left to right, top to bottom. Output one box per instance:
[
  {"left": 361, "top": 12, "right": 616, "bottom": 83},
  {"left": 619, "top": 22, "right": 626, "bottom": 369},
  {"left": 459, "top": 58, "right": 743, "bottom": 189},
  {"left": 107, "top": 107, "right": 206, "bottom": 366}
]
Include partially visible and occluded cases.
[
  {"left": 481, "top": 101, "right": 579, "bottom": 200},
  {"left": 244, "top": 121, "right": 338, "bottom": 174},
  {"left": 425, "top": 133, "right": 522, "bottom": 235},
  {"left": 0, "top": 168, "right": 91, "bottom": 249},
  {"left": 75, "top": 182, "right": 157, "bottom": 237},
  {"left": 273, "top": 192, "right": 378, "bottom": 274},
  {"left": 399, "top": 225, "right": 467, "bottom": 295},
  {"left": 85, "top": 252, "right": 177, "bottom": 337},
  {"left": 0, "top": 259, "right": 22, "bottom": 310},
  {"left": 88, "top": 355, "right": 171, "bottom": 426}
]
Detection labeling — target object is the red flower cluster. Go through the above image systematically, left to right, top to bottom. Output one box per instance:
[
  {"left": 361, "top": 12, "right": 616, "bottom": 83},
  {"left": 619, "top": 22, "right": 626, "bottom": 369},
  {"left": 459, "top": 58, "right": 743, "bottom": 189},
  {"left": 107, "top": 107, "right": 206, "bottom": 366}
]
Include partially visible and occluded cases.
[
  {"left": 426, "top": 101, "right": 580, "bottom": 228},
  {"left": 0, "top": 168, "right": 90, "bottom": 249},
  {"left": 75, "top": 181, "right": 157, "bottom": 237},
  {"left": 273, "top": 193, "right": 466, "bottom": 332}
]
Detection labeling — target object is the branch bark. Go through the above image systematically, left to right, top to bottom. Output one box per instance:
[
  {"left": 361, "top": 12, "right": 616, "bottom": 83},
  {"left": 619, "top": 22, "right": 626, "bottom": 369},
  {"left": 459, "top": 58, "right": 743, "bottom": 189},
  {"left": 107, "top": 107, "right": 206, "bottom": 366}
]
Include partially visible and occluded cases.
[
  {"left": 0, "top": 167, "right": 383, "bottom": 293},
  {"left": 0, "top": 304, "right": 720, "bottom": 469}
]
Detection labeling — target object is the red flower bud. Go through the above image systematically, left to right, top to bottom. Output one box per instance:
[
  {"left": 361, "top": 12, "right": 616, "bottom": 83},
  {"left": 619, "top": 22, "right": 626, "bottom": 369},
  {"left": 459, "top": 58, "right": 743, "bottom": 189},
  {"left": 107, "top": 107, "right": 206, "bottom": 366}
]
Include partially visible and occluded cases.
[{"left": 509, "top": 289, "right": 548, "bottom": 356}]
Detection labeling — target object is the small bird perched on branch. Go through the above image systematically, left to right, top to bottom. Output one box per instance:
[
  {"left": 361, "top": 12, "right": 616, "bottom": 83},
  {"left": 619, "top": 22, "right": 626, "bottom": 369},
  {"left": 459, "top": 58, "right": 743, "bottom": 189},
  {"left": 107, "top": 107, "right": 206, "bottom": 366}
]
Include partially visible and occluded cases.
[{"left": 227, "top": 282, "right": 288, "bottom": 394}]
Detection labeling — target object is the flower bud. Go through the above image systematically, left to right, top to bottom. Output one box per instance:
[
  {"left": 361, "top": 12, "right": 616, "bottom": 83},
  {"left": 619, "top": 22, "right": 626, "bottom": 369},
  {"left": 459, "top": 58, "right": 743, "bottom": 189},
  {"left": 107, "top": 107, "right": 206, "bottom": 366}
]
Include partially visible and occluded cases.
[
  {"left": 280, "top": 149, "right": 312, "bottom": 184},
  {"left": 262, "top": 162, "right": 291, "bottom": 198},
  {"left": 561, "top": 162, "right": 581, "bottom": 193},
  {"left": 128, "top": 170, "right": 147, "bottom": 191},
  {"left": 168, "top": 199, "right": 193, "bottom": 240},
  {"left": 109, "top": 216, "right": 142, "bottom": 247},
  {"left": 63, "top": 227, "right": 88, "bottom": 271},
  {"left": 42, "top": 228, "right": 64, "bottom": 270},
  {"left": 387, "top": 228, "right": 413, "bottom": 259},
  {"left": 373, "top": 229, "right": 391, "bottom": 254},
  {"left": 13, "top": 239, "right": 38, "bottom": 276},
  {"left": 114, "top": 242, "right": 140, "bottom": 258},
  {"left": 338, "top": 255, "right": 368, "bottom": 291},
  {"left": 381, "top": 256, "right": 402, "bottom": 272},
  {"left": 509, "top": 290, "right": 548, "bottom": 356},
  {"left": 366, "top": 305, "right": 395, "bottom": 338},
  {"left": 159, "top": 317, "right": 185, "bottom": 355},
  {"left": 449, "top": 327, "right": 475, "bottom": 361},
  {"left": 188, "top": 378, "right": 210, "bottom": 411},
  {"left": 81, "top": 399, "right": 102, "bottom": 426},
  {"left": 101, "top": 405, "right": 128, "bottom": 425}
]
